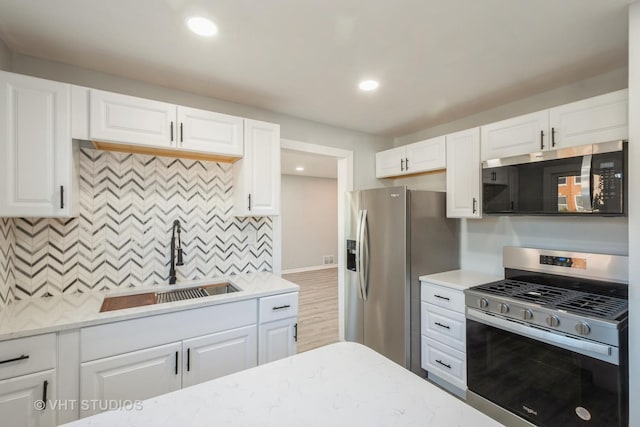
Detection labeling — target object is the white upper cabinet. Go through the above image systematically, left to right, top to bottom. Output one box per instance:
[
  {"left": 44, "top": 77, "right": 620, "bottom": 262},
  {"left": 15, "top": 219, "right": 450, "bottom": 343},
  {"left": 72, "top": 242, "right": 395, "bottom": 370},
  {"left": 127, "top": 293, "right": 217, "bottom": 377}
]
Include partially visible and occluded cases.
[
  {"left": 0, "top": 71, "right": 78, "bottom": 218},
  {"left": 88, "top": 89, "right": 246, "bottom": 159},
  {"left": 89, "top": 89, "right": 176, "bottom": 148},
  {"left": 549, "top": 89, "right": 628, "bottom": 149},
  {"left": 481, "top": 90, "right": 629, "bottom": 161},
  {"left": 176, "top": 106, "right": 244, "bottom": 156},
  {"left": 480, "top": 110, "right": 548, "bottom": 161},
  {"left": 233, "top": 119, "right": 281, "bottom": 216},
  {"left": 446, "top": 128, "right": 481, "bottom": 218},
  {"left": 375, "top": 136, "right": 446, "bottom": 178},
  {"left": 405, "top": 136, "right": 446, "bottom": 173},
  {"left": 375, "top": 146, "right": 406, "bottom": 178}
]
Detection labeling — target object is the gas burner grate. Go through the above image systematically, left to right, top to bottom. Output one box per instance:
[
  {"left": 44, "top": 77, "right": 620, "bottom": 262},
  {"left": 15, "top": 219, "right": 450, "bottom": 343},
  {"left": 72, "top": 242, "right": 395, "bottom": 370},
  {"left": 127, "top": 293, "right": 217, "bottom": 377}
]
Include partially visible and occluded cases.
[
  {"left": 473, "top": 279, "right": 535, "bottom": 297},
  {"left": 511, "top": 285, "right": 573, "bottom": 305},
  {"left": 556, "top": 294, "right": 628, "bottom": 320}
]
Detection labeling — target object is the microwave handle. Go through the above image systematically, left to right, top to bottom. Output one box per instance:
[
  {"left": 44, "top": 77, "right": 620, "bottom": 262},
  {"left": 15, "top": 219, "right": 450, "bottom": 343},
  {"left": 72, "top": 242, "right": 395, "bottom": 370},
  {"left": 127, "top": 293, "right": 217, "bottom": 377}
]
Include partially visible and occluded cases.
[{"left": 581, "top": 154, "right": 593, "bottom": 212}]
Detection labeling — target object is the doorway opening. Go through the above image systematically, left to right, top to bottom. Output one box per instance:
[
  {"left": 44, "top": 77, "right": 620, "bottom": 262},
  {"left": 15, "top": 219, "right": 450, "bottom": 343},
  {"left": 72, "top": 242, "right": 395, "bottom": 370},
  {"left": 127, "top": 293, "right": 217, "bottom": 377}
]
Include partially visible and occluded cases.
[{"left": 273, "top": 139, "right": 354, "bottom": 350}]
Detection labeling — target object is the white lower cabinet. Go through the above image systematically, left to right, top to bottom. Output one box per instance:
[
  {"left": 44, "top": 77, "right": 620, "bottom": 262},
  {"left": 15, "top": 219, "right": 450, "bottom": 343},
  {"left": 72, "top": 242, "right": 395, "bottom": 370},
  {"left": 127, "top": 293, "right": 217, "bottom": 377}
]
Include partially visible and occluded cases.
[
  {"left": 421, "top": 281, "right": 467, "bottom": 397},
  {"left": 258, "top": 292, "right": 299, "bottom": 364},
  {"left": 259, "top": 318, "right": 297, "bottom": 364},
  {"left": 182, "top": 325, "right": 257, "bottom": 388},
  {"left": 80, "top": 342, "right": 181, "bottom": 417},
  {"left": 0, "top": 369, "right": 56, "bottom": 427}
]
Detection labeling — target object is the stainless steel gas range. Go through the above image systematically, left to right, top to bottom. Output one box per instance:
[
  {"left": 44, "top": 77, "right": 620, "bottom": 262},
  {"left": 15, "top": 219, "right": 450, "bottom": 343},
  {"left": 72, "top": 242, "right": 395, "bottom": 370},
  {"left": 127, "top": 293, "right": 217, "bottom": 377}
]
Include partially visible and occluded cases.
[{"left": 465, "top": 247, "right": 628, "bottom": 427}]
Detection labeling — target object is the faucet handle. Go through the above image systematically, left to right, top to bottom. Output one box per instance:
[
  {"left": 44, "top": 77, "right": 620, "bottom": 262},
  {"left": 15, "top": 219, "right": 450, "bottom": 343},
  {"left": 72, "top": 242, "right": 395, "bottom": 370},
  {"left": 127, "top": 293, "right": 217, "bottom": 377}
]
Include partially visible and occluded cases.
[{"left": 177, "top": 248, "right": 184, "bottom": 266}]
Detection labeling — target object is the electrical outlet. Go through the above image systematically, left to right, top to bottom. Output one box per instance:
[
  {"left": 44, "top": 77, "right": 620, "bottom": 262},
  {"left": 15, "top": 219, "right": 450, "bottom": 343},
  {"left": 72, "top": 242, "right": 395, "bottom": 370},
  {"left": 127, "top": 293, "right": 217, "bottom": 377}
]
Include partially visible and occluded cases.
[
  {"left": 246, "top": 229, "right": 257, "bottom": 244},
  {"left": 323, "top": 255, "right": 335, "bottom": 265}
]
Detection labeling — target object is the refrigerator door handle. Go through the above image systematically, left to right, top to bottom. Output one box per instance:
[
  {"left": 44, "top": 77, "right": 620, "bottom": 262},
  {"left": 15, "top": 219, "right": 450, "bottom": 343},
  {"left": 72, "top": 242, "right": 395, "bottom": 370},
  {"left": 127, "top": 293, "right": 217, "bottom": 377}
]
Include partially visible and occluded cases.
[
  {"left": 356, "top": 209, "right": 365, "bottom": 300},
  {"left": 361, "top": 209, "right": 370, "bottom": 301}
]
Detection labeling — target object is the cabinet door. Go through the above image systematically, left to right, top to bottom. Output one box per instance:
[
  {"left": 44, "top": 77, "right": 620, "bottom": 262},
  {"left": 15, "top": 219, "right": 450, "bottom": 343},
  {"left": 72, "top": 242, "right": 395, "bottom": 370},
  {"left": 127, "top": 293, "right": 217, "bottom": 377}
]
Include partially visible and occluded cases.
[
  {"left": 0, "top": 71, "right": 75, "bottom": 217},
  {"left": 89, "top": 89, "right": 176, "bottom": 148},
  {"left": 549, "top": 89, "right": 628, "bottom": 149},
  {"left": 177, "top": 106, "right": 244, "bottom": 156},
  {"left": 481, "top": 110, "right": 548, "bottom": 160},
  {"left": 233, "top": 119, "right": 280, "bottom": 216},
  {"left": 446, "top": 128, "right": 481, "bottom": 218},
  {"left": 405, "top": 136, "right": 446, "bottom": 173},
  {"left": 375, "top": 146, "right": 406, "bottom": 178},
  {"left": 258, "top": 318, "right": 297, "bottom": 364},
  {"left": 182, "top": 325, "right": 257, "bottom": 388},
  {"left": 80, "top": 342, "right": 181, "bottom": 417},
  {"left": 0, "top": 369, "right": 55, "bottom": 427}
]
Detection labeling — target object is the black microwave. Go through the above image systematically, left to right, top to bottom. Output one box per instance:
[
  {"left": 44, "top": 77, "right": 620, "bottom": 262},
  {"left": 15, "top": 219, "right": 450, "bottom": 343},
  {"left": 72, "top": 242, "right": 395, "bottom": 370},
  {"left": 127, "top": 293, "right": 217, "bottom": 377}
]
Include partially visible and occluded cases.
[{"left": 482, "top": 141, "right": 626, "bottom": 216}]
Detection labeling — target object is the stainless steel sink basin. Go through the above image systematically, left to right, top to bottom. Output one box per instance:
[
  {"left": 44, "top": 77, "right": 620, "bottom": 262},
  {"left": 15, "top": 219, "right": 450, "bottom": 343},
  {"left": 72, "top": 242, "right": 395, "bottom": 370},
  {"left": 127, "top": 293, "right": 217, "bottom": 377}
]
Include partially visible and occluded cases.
[
  {"left": 100, "top": 282, "right": 239, "bottom": 312},
  {"left": 156, "top": 283, "right": 239, "bottom": 303}
]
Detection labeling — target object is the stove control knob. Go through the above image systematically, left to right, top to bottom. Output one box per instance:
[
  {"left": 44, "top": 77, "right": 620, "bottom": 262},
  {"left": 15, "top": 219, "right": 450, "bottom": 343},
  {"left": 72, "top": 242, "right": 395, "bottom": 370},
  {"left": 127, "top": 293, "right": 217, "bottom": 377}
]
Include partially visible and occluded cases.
[
  {"left": 478, "top": 298, "right": 489, "bottom": 309},
  {"left": 499, "top": 303, "right": 510, "bottom": 314},
  {"left": 523, "top": 309, "right": 533, "bottom": 320},
  {"left": 546, "top": 315, "right": 560, "bottom": 328},
  {"left": 575, "top": 322, "right": 591, "bottom": 336}
]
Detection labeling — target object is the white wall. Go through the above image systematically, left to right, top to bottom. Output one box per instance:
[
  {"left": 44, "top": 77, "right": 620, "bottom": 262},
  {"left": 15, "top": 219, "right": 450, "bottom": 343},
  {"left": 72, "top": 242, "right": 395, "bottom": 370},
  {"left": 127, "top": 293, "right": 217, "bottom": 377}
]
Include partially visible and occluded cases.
[
  {"left": 627, "top": 3, "right": 639, "bottom": 426},
  {"left": 0, "top": 38, "right": 11, "bottom": 71},
  {"left": 10, "top": 53, "right": 392, "bottom": 191},
  {"left": 281, "top": 175, "right": 338, "bottom": 271},
  {"left": 460, "top": 217, "right": 628, "bottom": 275}
]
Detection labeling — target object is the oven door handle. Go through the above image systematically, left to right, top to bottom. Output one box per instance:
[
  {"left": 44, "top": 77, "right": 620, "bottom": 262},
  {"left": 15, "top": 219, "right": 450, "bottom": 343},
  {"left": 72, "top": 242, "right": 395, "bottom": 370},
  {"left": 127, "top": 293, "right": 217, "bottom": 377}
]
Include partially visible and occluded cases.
[{"left": 467, "top": 308, "right": 619, "bottom": 365}]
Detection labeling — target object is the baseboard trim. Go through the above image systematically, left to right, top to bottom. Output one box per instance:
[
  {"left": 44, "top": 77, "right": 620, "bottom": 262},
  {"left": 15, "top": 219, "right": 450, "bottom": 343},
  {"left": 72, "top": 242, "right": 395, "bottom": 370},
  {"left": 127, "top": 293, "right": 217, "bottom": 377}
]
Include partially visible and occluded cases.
[{"left": 282, "top": 264, "right": 338, "bottom": 274}]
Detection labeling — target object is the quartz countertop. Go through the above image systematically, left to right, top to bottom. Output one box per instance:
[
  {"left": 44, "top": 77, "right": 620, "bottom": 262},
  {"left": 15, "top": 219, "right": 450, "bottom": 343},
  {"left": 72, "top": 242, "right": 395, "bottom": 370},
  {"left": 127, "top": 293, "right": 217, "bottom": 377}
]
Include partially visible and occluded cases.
[
  {"left": 420, "top": 269, "right": 503, "bottom": 291},
  {"left": 0, "top": 272, "right": 298, "bottom": 341},
  {"left": 60, "top": 342, "right": 504, "bottom": 427}
]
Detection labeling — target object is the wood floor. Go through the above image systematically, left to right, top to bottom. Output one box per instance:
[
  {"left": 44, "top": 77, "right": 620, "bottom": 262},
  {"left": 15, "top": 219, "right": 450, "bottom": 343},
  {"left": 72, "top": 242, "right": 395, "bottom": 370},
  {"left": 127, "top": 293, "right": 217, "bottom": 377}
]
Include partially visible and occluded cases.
[{"left": 282, "top": 267, "right": 339, "bottom": 353}]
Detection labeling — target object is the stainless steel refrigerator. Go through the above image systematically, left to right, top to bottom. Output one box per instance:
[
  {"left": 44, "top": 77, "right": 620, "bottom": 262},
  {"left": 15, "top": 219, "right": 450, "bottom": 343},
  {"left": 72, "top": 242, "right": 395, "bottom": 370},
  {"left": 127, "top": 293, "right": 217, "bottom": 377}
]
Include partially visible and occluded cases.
[{"left": 345, "top": 187, "right": 459, "bottom": 375}]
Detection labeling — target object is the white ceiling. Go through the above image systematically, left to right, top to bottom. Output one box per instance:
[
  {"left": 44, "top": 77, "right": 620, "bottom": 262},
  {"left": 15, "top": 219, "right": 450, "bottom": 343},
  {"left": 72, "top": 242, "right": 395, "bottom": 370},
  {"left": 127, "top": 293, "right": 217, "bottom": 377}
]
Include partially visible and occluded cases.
[
  {"left": 0, "top": 0, "right": 630, "bottom": 136},
  {"left": 281, "top": 150, "right": 337, "bottom": 179}
]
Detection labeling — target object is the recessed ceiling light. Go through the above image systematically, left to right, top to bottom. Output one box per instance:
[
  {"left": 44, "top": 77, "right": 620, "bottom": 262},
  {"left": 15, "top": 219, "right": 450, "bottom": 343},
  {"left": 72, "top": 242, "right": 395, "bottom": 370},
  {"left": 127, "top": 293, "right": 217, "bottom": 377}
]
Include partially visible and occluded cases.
[
  {"left": 187, "top": 16, "right": 218, "bottom": 37},
  {"left": 358, "top": 80, "right": 379, "bottom": 91},
  {"left": 296, "top": 166, "right": 305, "bottom": 172}
]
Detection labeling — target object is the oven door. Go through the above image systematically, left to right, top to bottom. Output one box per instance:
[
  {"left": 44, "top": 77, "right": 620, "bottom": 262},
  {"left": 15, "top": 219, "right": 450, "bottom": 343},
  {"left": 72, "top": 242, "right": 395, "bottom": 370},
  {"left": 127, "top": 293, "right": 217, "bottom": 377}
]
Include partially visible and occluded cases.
[{"left": 466, "top": 310, "right": 625, "bottom": 427}]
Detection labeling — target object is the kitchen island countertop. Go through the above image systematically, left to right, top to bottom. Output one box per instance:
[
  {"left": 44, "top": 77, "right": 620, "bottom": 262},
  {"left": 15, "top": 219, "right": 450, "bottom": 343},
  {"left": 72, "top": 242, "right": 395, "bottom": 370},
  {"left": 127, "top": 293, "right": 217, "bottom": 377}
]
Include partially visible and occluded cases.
[
  {"left": 0, "top": 272, "right": 298, "bottom": 341},
  {"left": 60, "top": 341, "right": 504, "bottom": 427}
]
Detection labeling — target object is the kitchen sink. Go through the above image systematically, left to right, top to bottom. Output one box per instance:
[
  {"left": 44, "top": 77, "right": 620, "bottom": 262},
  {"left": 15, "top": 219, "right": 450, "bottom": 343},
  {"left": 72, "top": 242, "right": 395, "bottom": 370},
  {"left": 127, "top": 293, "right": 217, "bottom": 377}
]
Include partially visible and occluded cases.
[{"left": 100, "top": 282, "right": 239, "bottom": 312}]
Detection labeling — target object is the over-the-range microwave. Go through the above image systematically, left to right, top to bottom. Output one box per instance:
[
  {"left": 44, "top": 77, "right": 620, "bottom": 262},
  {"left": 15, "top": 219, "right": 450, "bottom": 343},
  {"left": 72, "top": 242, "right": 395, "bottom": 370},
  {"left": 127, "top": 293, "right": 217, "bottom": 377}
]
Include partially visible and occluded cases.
[{"left": 482, "top": 140, "right": 626, "bottom": 216}]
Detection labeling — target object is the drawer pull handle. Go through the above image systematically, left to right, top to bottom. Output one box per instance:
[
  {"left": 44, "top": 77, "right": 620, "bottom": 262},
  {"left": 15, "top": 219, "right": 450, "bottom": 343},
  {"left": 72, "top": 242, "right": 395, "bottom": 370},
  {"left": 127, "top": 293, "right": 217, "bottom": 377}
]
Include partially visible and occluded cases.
[
  {"left": 434, "top": 294, "right": 450, "bottom": 301},
  {"left": 273, "top": 304, "right": 291, "bottom": 311},
  {"left": 434, "top": 322, "right": 451, "bottom": 330},
  {"left": 294, "top": 323, "right": 298, "bottom": 342},
  {"left": 187, "top": 348, "right": 191, "bottom": 372},
  {"left": 175, "top": 351, "right": 179, "bottom": 375},
  {"left": 0, "top": 354, "right": 29, "bottom": 365},
  {"left": 435, "top": 359, "right": 452, "bottom": 369},
  {"left": 42, "top": 380, "right": 48, "bottom": 410}
]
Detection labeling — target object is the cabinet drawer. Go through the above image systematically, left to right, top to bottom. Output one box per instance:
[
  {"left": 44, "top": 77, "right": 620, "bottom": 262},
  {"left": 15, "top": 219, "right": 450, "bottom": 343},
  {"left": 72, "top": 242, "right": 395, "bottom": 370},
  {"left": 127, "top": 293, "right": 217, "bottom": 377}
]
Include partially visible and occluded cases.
[
  {"left": 421, "top": 282, "right": 465, "bottom": 313},
  {"left": 259, "top": 293, "right": 299, "bottom": 323},
  {"left": 81, "top": 300, "right": 257, "bottom": 362},
  {"left": 421, "top": 303, "right": 465, "bottom": 352},
  {"left": 0, "top": 334, "right": 56, "bottom": 380},
  {"left": 421, "top": 336, "right": 466, "bottom": 390}
]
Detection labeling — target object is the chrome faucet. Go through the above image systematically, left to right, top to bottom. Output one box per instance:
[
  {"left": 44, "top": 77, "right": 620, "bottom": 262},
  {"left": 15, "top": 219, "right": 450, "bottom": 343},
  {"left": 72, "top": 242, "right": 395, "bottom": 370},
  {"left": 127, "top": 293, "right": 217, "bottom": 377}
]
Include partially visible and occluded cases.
[{"left": 169, "top": 220, "right": 184, "bottom": 284}]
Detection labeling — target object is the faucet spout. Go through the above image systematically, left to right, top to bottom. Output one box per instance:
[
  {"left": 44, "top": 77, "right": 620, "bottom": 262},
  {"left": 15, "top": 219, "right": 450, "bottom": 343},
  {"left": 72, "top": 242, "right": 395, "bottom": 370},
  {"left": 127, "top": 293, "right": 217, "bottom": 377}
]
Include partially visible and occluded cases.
[{"left": 169, "top": 220, "right": 184, "bottom": 285}]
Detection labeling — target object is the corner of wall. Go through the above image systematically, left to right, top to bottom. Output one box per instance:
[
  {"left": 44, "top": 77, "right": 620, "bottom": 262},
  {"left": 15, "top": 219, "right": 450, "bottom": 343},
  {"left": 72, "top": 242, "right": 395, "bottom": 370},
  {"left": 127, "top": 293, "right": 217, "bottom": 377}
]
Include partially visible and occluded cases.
[{"left": 0, "top": 37, "right": 13, "bottom": 72}]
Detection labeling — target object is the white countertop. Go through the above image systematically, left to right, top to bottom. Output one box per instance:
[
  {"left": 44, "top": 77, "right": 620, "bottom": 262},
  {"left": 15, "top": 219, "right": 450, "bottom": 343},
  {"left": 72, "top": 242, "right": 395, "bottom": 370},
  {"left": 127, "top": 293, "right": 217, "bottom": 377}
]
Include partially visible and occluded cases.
[
  {"left": 419, "top": 269, "right": 503, "bottom": 291},
  {"left": 0, "top": 272, "right": 298, "bottom": 341},
  {"left": 60, "top": 342, "right": 504, "bottom": 427}
]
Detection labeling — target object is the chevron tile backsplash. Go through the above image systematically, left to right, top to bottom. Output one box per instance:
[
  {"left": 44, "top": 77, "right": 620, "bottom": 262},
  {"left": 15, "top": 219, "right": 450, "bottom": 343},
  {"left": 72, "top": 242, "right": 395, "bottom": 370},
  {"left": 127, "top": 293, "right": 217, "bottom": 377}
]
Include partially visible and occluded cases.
[
  {"left": 5, "top": 148, "right": 272, "bottom": 301},
  {"left": 0, "top": 218, "right": 15, "bottom": 306}
]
